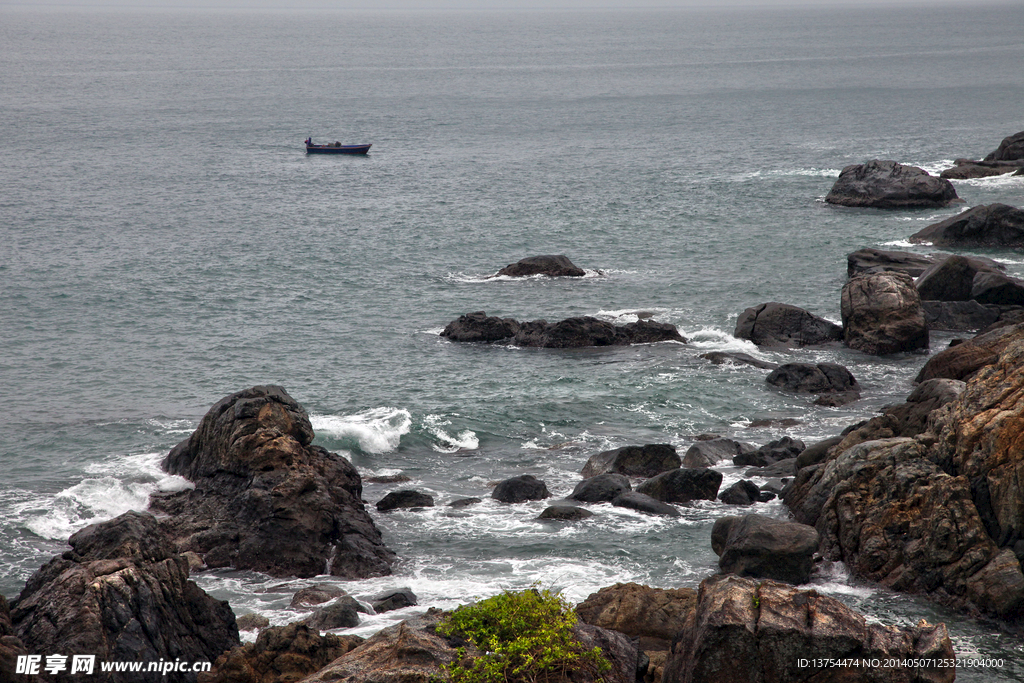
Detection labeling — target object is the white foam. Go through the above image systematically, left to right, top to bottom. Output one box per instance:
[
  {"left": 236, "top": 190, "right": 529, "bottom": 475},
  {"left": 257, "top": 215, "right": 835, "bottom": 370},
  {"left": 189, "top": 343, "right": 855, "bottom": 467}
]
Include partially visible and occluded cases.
[
  {"left": 880, "top": 239, "right": 920, "bottom": 248},
  {"left": 445, "top": 269, "right": 604, "bottom": 284},
  {"left": 686, "top": 327, "right": 762, "bottom": 355},
  {"left": 311, "top": 408, "right": 412, "bottom": 454},
  {"left": 423, "top": 414, "right": 479, "bottom": 453}
]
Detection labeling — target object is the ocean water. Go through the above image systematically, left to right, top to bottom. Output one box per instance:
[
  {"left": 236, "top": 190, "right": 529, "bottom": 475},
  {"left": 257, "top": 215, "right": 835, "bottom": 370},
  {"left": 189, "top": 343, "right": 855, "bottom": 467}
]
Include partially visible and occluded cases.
[{"left": 2, "top": 2, "right": 1024, "bottom": 678}]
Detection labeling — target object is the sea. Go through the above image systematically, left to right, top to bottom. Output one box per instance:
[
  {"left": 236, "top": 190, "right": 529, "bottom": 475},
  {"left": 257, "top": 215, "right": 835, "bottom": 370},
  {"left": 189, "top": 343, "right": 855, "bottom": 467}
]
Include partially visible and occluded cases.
[{"left": 2, "top": 2, "right": 1023, "bottom": 678}]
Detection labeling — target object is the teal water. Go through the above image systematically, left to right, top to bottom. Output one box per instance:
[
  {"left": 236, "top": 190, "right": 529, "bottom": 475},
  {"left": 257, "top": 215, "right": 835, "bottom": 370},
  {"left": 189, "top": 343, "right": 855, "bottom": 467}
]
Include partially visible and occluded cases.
[{"left": 2, "top": 4, "right": 1024, "bottom": 678}]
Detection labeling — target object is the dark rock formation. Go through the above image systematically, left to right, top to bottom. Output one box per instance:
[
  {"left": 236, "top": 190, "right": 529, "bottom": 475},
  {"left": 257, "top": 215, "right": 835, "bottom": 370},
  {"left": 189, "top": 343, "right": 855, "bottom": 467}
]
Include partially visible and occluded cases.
[
  {"left": 984, "top": 130, "right": 1024, "bottom": 162},
  {"left": 940, "top": 159, "right": 1024, "bottom": 179},
  {"left": 825, "top": 160, "right": 960, "bottom": 209},
  {"left": 910, "top": 204, "right": 1024, "bottom": 249},
  {"left": 847, "top": 248, "right": 936, "bottom": 278},
  {"left": 916, "top": 254, "right": 993, "bottom": 302},
  {"left": 495, "top": 255, "right": 586, "bottom": 278},
  {"left": 972, "top": 270, "right": 1024, "bottom": 306},
  {"left": 842, "top": 272, "right": 928, "bottom": 355},
  {"left": 923, "top": 300, "right": 1001, "bottom": 332},
  {"left": 733, "top": 302, "right": 842, "bottom": 347},
  {"left": 440, "top": 311, "right": 519, "bottom": 342},
  {"left": 513, "top": 317, "right": 686, "bottom": 348},
  {"left": 916, "top": 322, "right": 1024, "bottom": 382},
  {"left": 699, "top": 351, "right": 778, "bottom": 370},
  {"left": 766, "top": 362, "right": 859, "bottom": 395},
  {"left": 150, "top": 386, "right": 395, "bottom": 579},
  {"left": 734, "top": 436, "right": 805, "bottom": 468},
  {"left": 795, "top": 436, "right": 844, "bottom": 469},
  {"left": 683, "top": 438, "right": 755, "bottom": 469},
  {"left": 581, "top": 444, "right": 681, "bottom": 479},
  {"left": 744, "top": 458, "right": 797, "bottom": 479},
  {"left": 635, "top": 468, "right": 722, "bottom": 503},
  {"left": 570, "top": 473, "right": 631, "bottom": 503},
  {"left": 491, "top": 475, "right": 550, "bottom": 503},
  {"left": 717, "top": 480, "right": 762, "bottom": 506},
  {"left": 376, "top": 490, "right": 435, "bottom": 511},
  {"left": 611, "top": 492, "right": 681, "bottom": 517},
  {"left": 448, "top": 497, "right": 482, "bottom": 508},
  {"left": 537, "top": 505, "right": 595, "bottom": 521},
  {"left": 11, "top": 512, "right": 239, "bottom": 683},
  {"left": 711, "top": 515, "right": 819, "bottom": 584},
  {"left": 662, "top": 574, "right": 955, "bottom": 683},
  {"left": 577, "top": 583, "right": 696, "bottom": 652},
  {"left": 290, "top": 584, "right": 347, "bottom": 609},
  {"left": 371, "top": 589, "right": 418, "bottom": 613},
  {"left": 1, "top": 595, "right": 32, "bottom": 683},
  {"left": 303, "top": 597, "right": 365, "bottom": 631},
  {"left": 235, "top": 614, "right": 270, "bottom": 632},
  {"left": 572, "top": 622, "right": 643, "bottom": 683},
  {"left": 200, "top": 624, "right": 362, "bottom": 683}
]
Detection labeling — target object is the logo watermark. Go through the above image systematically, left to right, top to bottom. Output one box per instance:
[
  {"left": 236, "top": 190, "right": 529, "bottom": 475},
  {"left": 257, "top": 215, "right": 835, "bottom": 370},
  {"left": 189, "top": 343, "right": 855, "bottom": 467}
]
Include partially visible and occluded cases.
[{"left": 16, "top": 655, "right": 212, "bottom": 676}]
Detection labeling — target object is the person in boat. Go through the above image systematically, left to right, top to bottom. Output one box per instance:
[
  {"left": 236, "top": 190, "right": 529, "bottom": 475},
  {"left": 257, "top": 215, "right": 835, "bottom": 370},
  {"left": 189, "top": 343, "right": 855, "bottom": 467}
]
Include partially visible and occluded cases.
[{"left": 305, "top": 137, "right": 312, "bottom": 146}]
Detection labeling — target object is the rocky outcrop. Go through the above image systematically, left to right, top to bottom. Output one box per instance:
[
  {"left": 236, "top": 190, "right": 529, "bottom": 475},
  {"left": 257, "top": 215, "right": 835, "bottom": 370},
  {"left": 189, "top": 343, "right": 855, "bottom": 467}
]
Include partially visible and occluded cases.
[
  {"left": 984, "top": 130, "right": 1024, "bottom": 162},
  {"left": 945, "top": 132, "right": 1024, "bottom": 177},
  {"left": 825, "top": 160, "right": 959, "bottom": 209},
  {"left": 910, "top": 203, "right": 1024, "bottom": 249},
  {"left": 847, "top": 248, "right": 936, "bottom": 278},
  {"left": 915, "top": 254, "right": 1001, "bottom": 302},
  {"left": 495, "top": 255, "right": 586, "bottom": 277},
  {"left": 972, "top": 270, "right": 1024, "bottom": 306},
  {"left": 842, "top": 272, "right": 928, "bottom": 355},
  {"left": 923, "top": 300, "right": 1001, "bottom": 332},
  {"left": 733, "top": 302, "right": 842, "bottom": 347},
  {"left": 439, "top": 311, "right": 520, "bottom": 342},
  {"left": 441, "top": 312, "right": 686, "bottom": 347},
  {"left": 916, "top": 322, "right": 1024, "bottom": 382},
  {"left": 766, "top": 362, "right": 859, "bottom": 396},
  {"left": 150, "top": 386, "right": 395, "bottom": 579},
  {"left": 683, "top": 438, "right": 755, "bottom": 469},
  {"left": 581, "top": 444, "right": 681, "bottom": 479},
  {"left": 636, "top": 468, "right": 722, "bottom": 503},
  {"left": 570, "top": 473, "right": 631, "bottom": 502},
  {"left": 492, "top": 475, "right": 550, "bottom": 503},
  {"left": 376, "top": 490, "right": 435, "bottom": 511},
  {"left": 611, "top": 492, "right": 681, "bottom": 517},
  {"left": 538, "top": 505, "right": 595, "bottom": 521},
  {"left": 11, "top": 512, "right": 239, "bottom": 683},
  {"left": 711, "top": 515, "right": 819, "bottom": 584},
  {"left": 662, "top": 574, "right": 955, "bottom": 683},
  {"left": 576, "top": 583, "right": 696, "bottom": 651},
  {"left": 290, "top": 584, "right": 347, "bottom": 609},
  {"left": 371, "top": 590, "right": 418, "bottom": 613},
  {"left": 303, "top": 597, "right": 366, "bottom": 631},
  {"left": 200, "top": 624, "right": 362, "bottom": 683}
]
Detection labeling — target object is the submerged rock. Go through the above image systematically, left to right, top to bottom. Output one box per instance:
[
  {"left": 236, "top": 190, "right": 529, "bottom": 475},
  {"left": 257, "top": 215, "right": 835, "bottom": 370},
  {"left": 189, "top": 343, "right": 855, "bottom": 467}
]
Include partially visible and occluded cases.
[
  {"left": 825, "top": 159, "right": 959, "bottom": 209},
  {"left": 495, "top": 254, "right": 587, "bottom": 277},
  {"left": 733, "top": 302, "right": 842, "bottom": 347},
  {"left": 440, "top": 311, "right": 519, "bottom": 342},
  {"left": 766, "top": 362, "right": 859, "bottom": 395},
  {"left": 683, "top": 438, "right": 755, "bottom": 469},
  {"left": 611, "top": 491, "right": 681, "bottom": 517},
  {"left": 537, "top": 505, "right": 595, "bottom": 521},
  {"left": 371, "top": 589, "right": 418, "bottom": 613},
  {"left": 303, "top": 597, "right": 366, "bottom": 631}
]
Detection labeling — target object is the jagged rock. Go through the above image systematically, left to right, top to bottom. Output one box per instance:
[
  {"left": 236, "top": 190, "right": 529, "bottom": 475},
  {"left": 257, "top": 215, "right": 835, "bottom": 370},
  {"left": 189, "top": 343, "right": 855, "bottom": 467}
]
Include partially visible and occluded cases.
[
  {"left": 825, "top": 160, "right": 959, "bottom": 209},
  {"left": 911, "top": 204, "right": 1024, "bottom": 249},
  {"left": 847, "top": 248, "right": 936, "bottom": 278},
  {"left": 495, "top": 255, "right": 586, "bottom": 277},
  {"left": 842, "top": 272, "right": 928, "bottom": 355},
  {"left": 733, "top": 302, "right": 842, "bottom": 347},
  {"left": 440, "top": 311, "right": 519, "bottom": 342},
  {"left": 513, "top": 317, "right": 686, "bottom": 348},
  {"left": 916, "top": 321, "right": 1024, "bottom": 382},
  {"left": 699, "top": 351, "right": 778, "bottom": 370},
  {"left": 766, "top": 362, "right": 859, "bottom": 395},
  {"left": 151, "top": 386, "right": 395, "bottom": 579},
  {"left": 734, "top": 436, "right": 805, "bottom": 468},
  {"left": 683, "top": 438, "right": 755, "bottom": 469},
  {"left": 581, "top": 444, "right": 681, "bottom": 479},
  {"left": 636, "top": 468, "right": 722, "bottom": 504},
  {"left": 569, "top": 473, "right": 631, "bottom": 503},
  {"left": 491, "top": 475, "right": 550, "bottom": 503},
  {"left": 717, "top": 481, "right": 762, "bottom": 506},
  {"left": 376, "top": 490, "right": 435, "bottom": 511},
  {"left": 611, "top": 492, "right": 681, "bottom": 517},
  {"left": 537, "top": 505, "right": 595, "bottom": 521},
  {"left": 11, "top": 512, "right": 239, "bottom": 683},
  {"left": 711, "top": 515, "right": 819, "bottom": 584},
  {"left": 662, "top": 574, "right": 955, "bottom": 683},
  {"left": 576, "top": 583, "right": 697, "bottom": 651},
  {"left": 290, "top": 585, "right": 347, "bottom": 609},
  {"left": 371, "top": 590, "right": 418, "bottom": 613},
  {"left": 303, "top": 597, "right": 366, "bottom": 631},
  {"left": 235, "top": 614, "right": 270, "bottom": 632},
  {"left": 201, "top": 623, "right": 362, "bottom": 683}
]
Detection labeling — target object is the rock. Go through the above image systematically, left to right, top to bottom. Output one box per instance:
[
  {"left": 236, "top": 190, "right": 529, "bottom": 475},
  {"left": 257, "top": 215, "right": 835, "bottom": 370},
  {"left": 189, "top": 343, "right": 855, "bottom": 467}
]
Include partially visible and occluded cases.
[
  {"left": 984, "top": 130, "right": 1024, "bottom": 162},
  {"left": 825, "top": 159, "right": 959, "bottom": 209},
  {"left": 940, "top": 159, "right": 1024, "bottom": 179},
  {"left": 911, "top": 203, "right": 1024, "bottom": 249},
  {"left": 847, "top": 248, "right": 936, "bottom": 278},
  {"left": 916, "top": 254, "right": 993, "bottom": 302},
  {"left": 495, "top": 255, "right": 586, "bottom": 277},
  {"left": 971, "top": 270, "right": 1024, "bottom": 306},
  {"left": 841, "top": 272, "right": 928, "bottom": 355},
  {"left": 923, "top": 300, "right": 1001, "bottom": 331},
  {"left": 733, "top": 302, "right": 842, "bottom": 347},
  {"left": 440, "top": 311, "right": 519, "bottom": 342},
  {"left": 513, "top": 316, "right": 686, "bottom": 348},
  {"left": 916, "top": 321, "right": 1024, "bottom": 382},
  {"left": 699, "top": 351, "right": 778, "bottom": 370},
  {"left": 766, "top": 362, "right": 859, "bottom": 395},
  {"left": 151, "top": 386, "right": 395, "bottom": 579},
  {"left": 734, "top": 436, "right": 805, "bottom": 468},
  {"left": 796, "top": 436, "right": 844, "bottom": 469},
  {"left": 683, "top": 438, "right": 755, "bottom": 469},
  {"left": 581, "top": 444, "right": 681, "bottom": 479},
  {"left": 744, "top": 458, "right": 797, "bottom": 479},
  {"left": 636, "top": 468, "right": 722, "bottom": 504},
  {"left": 364, "top": 474, "right": 412, "bottom": 484},
  {"left": 569, "top": 474, "right": 631, "bottom": 503},
  {"left": 491, "top": 475, "right": 550, "bottom": 503},
  {"left": 718, "top": 481, "right": 762, "bottom": 506},
  {"left": 376, "top": 490, "right": 435, "bottom": 511},
  {"left": 611, "top": 492, "right": 682, "bottom": 517},
  {"left": 447, "top": 497, "right": 482, "bottom": 508},
  {"left": 537, "top": 505, "right": 595, "bottom": 521},
  {"left": 11, "top": 512, "right": 239, "bottom": 683},
  {"left": 711, "top": 515, "right": 819, "bottom": 584},
  {"left": 662, "top": 574, "right": 955, "bottom": 683},
  {"left": 576, "top": 583, "right": 697, "bottom": 651},
  {"left": 290, "top": 584, "right": 347, "bottom": 609},
  {"left": 371, "top": 589, "right": 418, "bottom": 613},
  {"left": 1, "top": 595, "right": 32, "bottom": 683},
  {"left": 303, "top": 597, "right": 365, "bottom": 631},
  {"left": 235, "top": 614, "right": 271, "bottom": 632},
  {"left": 571, "top": 622, "right": 643, "bottom": 683},
  {"left": 201, "top": 623, "right": 363, "bottom": 683}
]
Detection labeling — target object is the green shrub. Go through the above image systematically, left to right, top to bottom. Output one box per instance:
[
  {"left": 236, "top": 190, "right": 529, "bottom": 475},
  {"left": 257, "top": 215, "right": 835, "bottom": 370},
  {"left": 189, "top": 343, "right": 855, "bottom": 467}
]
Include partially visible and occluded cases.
[{"left": 436, "top": 586, "right": 611, "bottom": 683}]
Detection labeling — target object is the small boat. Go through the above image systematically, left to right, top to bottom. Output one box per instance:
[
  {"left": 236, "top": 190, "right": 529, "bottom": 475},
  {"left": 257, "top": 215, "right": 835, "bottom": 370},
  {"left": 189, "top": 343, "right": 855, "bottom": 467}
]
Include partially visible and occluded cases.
[{"left": 305, "top": 138, "right": 371, "bottom": 155}]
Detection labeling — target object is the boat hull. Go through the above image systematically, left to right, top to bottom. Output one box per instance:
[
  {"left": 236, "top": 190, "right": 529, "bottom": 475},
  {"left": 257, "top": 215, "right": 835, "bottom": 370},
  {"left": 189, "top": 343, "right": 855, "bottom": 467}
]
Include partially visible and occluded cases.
[{"left": 306, "top": 144, "right": 371, "bottom": 155}]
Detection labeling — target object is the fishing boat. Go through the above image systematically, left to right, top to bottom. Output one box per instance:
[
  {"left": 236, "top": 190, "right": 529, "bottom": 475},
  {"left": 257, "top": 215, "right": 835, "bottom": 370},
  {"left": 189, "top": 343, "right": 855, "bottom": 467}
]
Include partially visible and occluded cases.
[{"left": 305, "top": 138, "right": 371, "bottom": 155}]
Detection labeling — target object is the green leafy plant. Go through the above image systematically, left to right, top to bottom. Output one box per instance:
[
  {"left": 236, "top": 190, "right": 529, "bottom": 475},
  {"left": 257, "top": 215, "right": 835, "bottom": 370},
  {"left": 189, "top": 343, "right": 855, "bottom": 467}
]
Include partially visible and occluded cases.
[{"left": 436, "top": 586, "right": 611, "bottom": 683}]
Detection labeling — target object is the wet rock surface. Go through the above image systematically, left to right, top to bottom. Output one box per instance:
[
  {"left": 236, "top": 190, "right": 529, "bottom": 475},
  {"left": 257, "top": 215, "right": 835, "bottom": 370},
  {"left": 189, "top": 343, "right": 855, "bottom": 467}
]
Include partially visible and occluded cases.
[
  {"left": 825, "top": 160, "right": 959, "bottom": 209},
  {"left": 495, "top": 254, "right": 587, "bottom": 277},
  {"left": 842, "top": 272, "right": 928, "bottom": 355},
  {"left": 733, "top": 302, "right": 842, "bottom": 347},
  {"left": 581, "top": 444, "right": 681, "bottom": 479},
  {"left": 711, "top": 514, "right": 819, "bottom": 584},
  {"left": 200, "top": 624, "right": 362, "bottom": 683}
]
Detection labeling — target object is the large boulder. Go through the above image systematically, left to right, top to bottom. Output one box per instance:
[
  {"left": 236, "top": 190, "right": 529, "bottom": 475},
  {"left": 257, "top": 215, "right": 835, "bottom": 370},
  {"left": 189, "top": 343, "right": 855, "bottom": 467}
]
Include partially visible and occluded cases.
[
  {"left": 984, "top": 130, "right": 1024, "bottom": 162},
  {"left": 825, "top": 160, "right": 959, "bottom": 209},
  {"left": 910, "top": 203, "right": 1024, "bottom": 249},
  {"left": 847, "top": 248, "right": 936, "bottom": 279},
  {"left": 916, "top": 254, "right": 991, "bottom": 302},
  {"left": 495, "top": 255, "right": 586, "bottom": 278},
  {"left": 971, "top": 270, "right": 1024, "bottom": 306},
  {"left": 841, "top": 272, "right": 928, "bottom": 355},
  {"left": 922, "top": 300, "right": 1001, "bottom": 332},
  {"left": 733, "top": 302, "right": 842, "bottom": 347},
  {"left": 440, "top": 311, "right": 519, "bottom": 342},
  {"left": 513, "top": 317, "right": 685, "bottom": 348},
  {"left": 916, "top": 321, "right": 1024, "bottom": 382},
  {"left": 766, "top": 362, "right": 859, "bottom": 395},
  {"left": 150, "top": 386, "right": 395, "bottom": 579},
  {"left": 734, "top": 436, "right": 805, "bottom": 468},
  {"left": 683, "top": 438, "right": 755, "bottom": 469},
  {"left": 581, "top": 444, "right": 681, "bottom": 479},
  {"left": 636, "top": 468, "right": 722, "bottom": 504},
  {"left": 570, "top": 473, "right": 632, "bottom": 503},
  {"left": 492, "top": 474, "right": 550, "bottom": 503},
  {"left": 717, "top": 480, "right": 763, "bottom": 506},
  {"left": 376, "top": 490, "right": 435, "bottom": 512},
  {"left": 611, "top": 492, "right": 681, "bottom": 517},
  {"left": 11, "top": 512, "right": 239, "bottom": 683},
  {"left": 711, "top": 515, "right": 819, "bottom": 584},
  {"left": 662, "top": 574, "right": 955, "bottom": 683},
  {"left": 576, "top": 583, "right": 697, "bottom": 651},
  {"left": 371, "top": 589, "right": 418, "bottom": 614},
  {"left": 303, "top": 597, "right": 365, "bottom": 631},
  {"left": 200, "top": 624, "right": 362, "bottom": 683}
]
